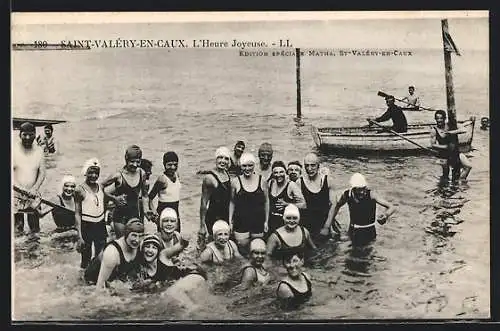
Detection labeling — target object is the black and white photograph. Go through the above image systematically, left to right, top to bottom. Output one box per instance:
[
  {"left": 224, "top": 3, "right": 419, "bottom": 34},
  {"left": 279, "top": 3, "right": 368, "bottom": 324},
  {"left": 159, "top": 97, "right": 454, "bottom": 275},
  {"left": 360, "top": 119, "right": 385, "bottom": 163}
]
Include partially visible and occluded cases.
[{"left": 11, "top": 11, "right": 490, "bottom": 321}]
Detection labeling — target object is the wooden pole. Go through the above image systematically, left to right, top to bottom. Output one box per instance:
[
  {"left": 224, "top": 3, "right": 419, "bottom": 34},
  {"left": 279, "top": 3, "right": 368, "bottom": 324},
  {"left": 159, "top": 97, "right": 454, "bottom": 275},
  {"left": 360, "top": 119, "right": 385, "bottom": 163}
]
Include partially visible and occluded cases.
[
  {"left": 441, "top": 19, "right": 457, "bottom": 130},
  {"left": 295, "top": 48, "right": 302, "bottom": 119}
]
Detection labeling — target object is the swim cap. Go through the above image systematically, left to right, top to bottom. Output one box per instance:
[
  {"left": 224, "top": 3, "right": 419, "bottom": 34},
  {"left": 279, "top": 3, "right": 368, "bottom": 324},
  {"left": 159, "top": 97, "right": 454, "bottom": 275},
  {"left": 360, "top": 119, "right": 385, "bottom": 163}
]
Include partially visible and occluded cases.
[
  {"left": 19, "top": 122, "right": 36, "bottom": 133},
  {"left": 235, "top": 140, "right": 245, "bottom": 147},
  {"left": 258, "top": 142, "right": 273, "bottom": 153},
  {"left": 125, "top": 145, "right": 142, "bottom": 161},
  {"left": 215, "top": 146, "right": 231, "bottom": 159},
  {"left": 163, "top": 151, "right": 179, "bottom": 164},
  {"left": 239, "top": 153, "right": 256, "bottom": 166},
  {"left": 81, "top": 158, "right": 101, "bottom": 175},
  {"left": 272, "top": 160, "right": 287, "bottom": 171},
  {"left": 288, "top": 160, "right": 302, "bottom": 168},
  {"left": 350, "top": 173, "right": 367, "bottom": 188},
  {"left": 61, "top": 175, "right": 76, "bottom": 186},
  {"left": 283, "top": 204, "right": 300, "bottom": 218},
  {"left": 160, "top": 207, "right": 178, "bottom": 221},
  {"left": 124, "top": 218, "right": 144, "bottom": 237},
  {"left": 212, "top": 220, "right": 230, "bottom": 235},
  {"left": 140, "top": 233, "right": 164, "bottom": 251},
  {"left": 249, "top": 238, "right": 266, "bottom": 252}
]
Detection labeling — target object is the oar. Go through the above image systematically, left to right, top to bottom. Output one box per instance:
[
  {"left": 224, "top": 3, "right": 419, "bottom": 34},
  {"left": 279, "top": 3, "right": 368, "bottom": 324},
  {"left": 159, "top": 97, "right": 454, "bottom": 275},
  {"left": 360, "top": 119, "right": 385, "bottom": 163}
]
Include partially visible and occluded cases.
[
  {"left": 377, "top": 91, "right": 436, "bottom": 112},
  {"left": 367, "top": 120, "right": 440, "bottom": 156},
  {"left": 13, "top": 185, "right": 74, "bottom": 213}
]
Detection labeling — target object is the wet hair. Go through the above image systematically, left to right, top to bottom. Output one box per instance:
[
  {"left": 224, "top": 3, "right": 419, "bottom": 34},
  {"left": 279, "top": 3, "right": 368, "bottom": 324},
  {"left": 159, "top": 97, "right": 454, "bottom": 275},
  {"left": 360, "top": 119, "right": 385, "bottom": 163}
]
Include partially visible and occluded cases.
[
  {"left": 435, "top": 110, "right": 447, "bottom": 120},
  {"left": 20, "top": 122, "right": 36, "bottom": 133},
  {"left": 44, "top": 124, "right": 54, "bottom": 131},
  {"left": 235, "top": 140, "right": 246, "bottom": 148},
  {"left": 258, "top": 142, "right": 273, "bottom": 154},
  {"left": 163, "top": 151, "right": 179, "bottom": 165},
  {"left": 140, "top": 159, "right": 153, "bottom": 171},
  {"left": 271, "top": 160, "right": 287, "bottom": 171},
  {"left": 288, "top": 160, "right": 302, "bottom": 168},
  {"left": 281, "top": 251, "right": 304, "bottom": 265}
]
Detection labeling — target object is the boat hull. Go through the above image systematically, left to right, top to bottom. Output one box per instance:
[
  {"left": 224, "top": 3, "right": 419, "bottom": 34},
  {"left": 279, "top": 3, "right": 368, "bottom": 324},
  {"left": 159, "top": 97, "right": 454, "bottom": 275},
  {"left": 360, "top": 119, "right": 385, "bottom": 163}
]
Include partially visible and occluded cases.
[
  {"left": 13, "top": 117, "right": 67, "bottom": 130},
  {"left": 311, "top": 117, "right": 475, "bottom": 155}
]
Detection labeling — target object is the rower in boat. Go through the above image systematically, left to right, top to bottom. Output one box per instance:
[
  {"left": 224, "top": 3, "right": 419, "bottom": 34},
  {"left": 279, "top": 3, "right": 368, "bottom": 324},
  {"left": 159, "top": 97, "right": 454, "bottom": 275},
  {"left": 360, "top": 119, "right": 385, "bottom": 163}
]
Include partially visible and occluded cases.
[
  {"left": 401, "top": 86, "right": 421, "bottom": 110},
  {"left": 367, "top": 95, "right": 408, "bottom": 133},
  {"left": 430, "top": 110, "right": 472, "bottom": 182},
  {"left": 36, "top": 124, "right": 59, "bottom": 155}
]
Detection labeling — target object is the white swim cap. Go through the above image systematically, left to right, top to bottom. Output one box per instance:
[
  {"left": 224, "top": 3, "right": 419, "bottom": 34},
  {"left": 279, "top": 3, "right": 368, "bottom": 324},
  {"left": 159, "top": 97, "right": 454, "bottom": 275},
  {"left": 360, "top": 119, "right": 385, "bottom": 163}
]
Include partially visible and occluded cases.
[
  {"left": 215, "top": 146, "right": 231, "bottom": 159},
  {"left": 239, "top": 152, "right": 256, "bottom": 166},
  {"left": 81, "top": 158, "right": 101, "bottom": 175},
  {"left": 350, "top": 173, "right": 367, "bottom": 188},
  {"left": 61, "top": 175, "right": 76, "bottom": 186},
  {"left": 283, "top": 204, "right": 300, "bottom": 218},
  {"left": 160, "top": 207, "right": 178, "bottom": 221},
  {"left": 212, "top": 220, "right": 230, "bottom": 235},
  {"left": 249, "top": 238, "right": 266, "bottom": 252}
]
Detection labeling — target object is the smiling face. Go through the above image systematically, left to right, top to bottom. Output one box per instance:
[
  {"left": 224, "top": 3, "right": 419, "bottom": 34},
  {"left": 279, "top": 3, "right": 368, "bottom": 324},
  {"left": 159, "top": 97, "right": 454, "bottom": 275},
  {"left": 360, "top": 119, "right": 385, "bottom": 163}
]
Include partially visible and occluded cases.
[
  {"left": 408, "top": 87, "right": 415, "bottom": 95},
  {"left": 435, "top": 113, "right": 446, "bottom": 127},
  {"left": 44, "top": 127, "right": 53, "bottom": 138},
  {"left": 20, "top": 131, "right": 36, "bottom": 148},
  {"left": 234, "top": 144, "right": 245, "bottom": 157},
  {"left": 304, "top": 154, "right": 319, "bottom": 177},
  {"left": 216, "top": 155, "right": 230, "bottom": 171},
  {"left": 126, "top": 158, "right": 141, "bottom": 173},
  {"left": 164, "top": 161, "right": 178, "bottom": 177},
  {"left": 241, "top": 162, "right": 255, "bottom": 177},
  {"left": 287, "top": 165, "right": 301, "bottom": 182},
  {"left": 272, "top": 166, "right": 287, "bottom": 184},
  {"left": 85, "top": 167, "right": 100, "bottom": 184},
  {"left": 62, "top": 182, "right": 76, "bottom": 197},
  {"left": 283, "top": 213, "right": 300, "bottom": 230},
  {"left": 160, "top": 217, "right": 178, "bottom": 234},
  {"left": 214, "top": 230, "right": 229, "bottom": 247},
  {"left": 126, "top": 231, "right": 144, "bottom": 249},
  {"left": 142, "top": 243, "right": 159, "bottom": 263},
  {"left": 250, "top": 248, "right": 266, "bottom": 267},
  {"left": 284, "top": 254, "right": 303, "bottom": 278}
]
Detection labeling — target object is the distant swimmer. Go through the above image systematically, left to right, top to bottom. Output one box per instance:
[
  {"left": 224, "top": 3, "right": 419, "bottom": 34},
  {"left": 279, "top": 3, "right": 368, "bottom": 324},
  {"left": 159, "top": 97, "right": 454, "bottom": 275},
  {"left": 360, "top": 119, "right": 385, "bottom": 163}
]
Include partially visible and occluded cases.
[
  {"left": 401, "top": 85, "right": 421, "bottom": 110},
  {"left": 367, "top": 95, "right": 408, "bottom": 133},
  {"left": 430, "top": 110, "right": 472, "bottom": 182},
  {"left": 13, "top": 122, "right": 46, "bottom": 236},
  {"left": 36, "top": 124, "right": 59, "bottom": 155},
  {"left": 228, "top": 141, "right": 246, "bottom": 176},
  {"left": 257, "top": 142, "right": 274, "bottom": 181},
  {"left": 102, "top": 145, "right": 152, "bottom": 238},
  {"left": 199, "top": 147, "right": 231, "bottom": 245},
  {"left": 148, "top": 151, "right": 182, "bottom": 232},
  {"left": 229, "top": 152, "right": 270, "bottom": 253},
  {"left": 299, "top": 153, "right": 337, "bottom": 239},
  {"left": 75, "top": 158, "right": 107, "bottom": 269},
  {"left": 267, "top": 161, "right": 306, "bottom": 234},
  {"left": 287, "top": 161, "right": 302, "bottom": 183},
  {"left": 328, "top": 173, "right": 396, "bottom": 247},
  {"left": 38, "top": 175, "right": 77, "bottom": 232},
  {"left": 266, "top": 204, "right": 317, "bottom": 259},
  {"left": 85, "top": 218, "right": 144, "bottom": 288},
  {"left": 200, "top": 220, "right": 243, "bottom": 265},
  {"left": 239, "top": 238, "right": 270, "bottom": 289},
  {"left": 276, "top": 252, "right": 312, "bottom": 310}
]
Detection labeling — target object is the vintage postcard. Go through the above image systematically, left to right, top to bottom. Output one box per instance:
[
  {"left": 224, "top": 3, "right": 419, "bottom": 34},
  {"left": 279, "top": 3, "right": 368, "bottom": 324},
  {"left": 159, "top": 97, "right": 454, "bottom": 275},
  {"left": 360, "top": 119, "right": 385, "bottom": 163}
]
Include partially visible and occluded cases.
[{"left": 11, "top": 11, "right": 490, "bottom": 321}]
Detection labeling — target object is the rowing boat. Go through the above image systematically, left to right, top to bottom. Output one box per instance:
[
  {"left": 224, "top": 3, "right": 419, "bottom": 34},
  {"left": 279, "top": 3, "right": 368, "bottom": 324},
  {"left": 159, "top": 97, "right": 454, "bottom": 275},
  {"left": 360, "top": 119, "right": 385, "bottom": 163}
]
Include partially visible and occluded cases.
[
  {"left": 13, "top": 117, "right": 66, "bottom": 130},
  {"left": 311, "top": 117, "right": 475, "bottom": 155}
]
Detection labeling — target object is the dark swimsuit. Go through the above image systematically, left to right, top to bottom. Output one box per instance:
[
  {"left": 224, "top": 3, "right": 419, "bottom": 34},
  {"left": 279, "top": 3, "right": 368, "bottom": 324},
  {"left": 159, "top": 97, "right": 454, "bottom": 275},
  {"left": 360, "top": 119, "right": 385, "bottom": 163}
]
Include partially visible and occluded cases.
[
  {"left": 113, "top": 170, "right": 142, "bottom": 224},
  {"left": 205, "top": 171, "right": 231, "bottom": 236},
  {"left": 233, "top": 175, "right": 266, "bottom": 234},
  {"left": 300, "top": 176, "right": 330, "bottom": 235},
  {"left": 268, "top": 181, "right": 293, "bottom": 234},
  {"left": 342, "top": 189, "right": 377, "bottom": 246},
  {"left": 52, "top": 195, "right": 76, "bottom": 229},
  {"left": 273, "top": 226, "right": 308, "bottom": 258},
  {"left": 143, "top": 260, "right": 207, "bottom": 282},
  {"left": 277, "top": 272, "right": 312, "bottom": 307}
]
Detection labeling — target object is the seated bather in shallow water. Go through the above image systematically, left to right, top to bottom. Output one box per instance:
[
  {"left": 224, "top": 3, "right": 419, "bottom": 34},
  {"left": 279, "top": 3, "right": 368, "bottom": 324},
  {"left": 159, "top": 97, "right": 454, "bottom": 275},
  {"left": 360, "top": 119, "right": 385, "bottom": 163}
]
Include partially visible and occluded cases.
[{"left": 200, "top": 220, "right": 243, "bottom": 265}]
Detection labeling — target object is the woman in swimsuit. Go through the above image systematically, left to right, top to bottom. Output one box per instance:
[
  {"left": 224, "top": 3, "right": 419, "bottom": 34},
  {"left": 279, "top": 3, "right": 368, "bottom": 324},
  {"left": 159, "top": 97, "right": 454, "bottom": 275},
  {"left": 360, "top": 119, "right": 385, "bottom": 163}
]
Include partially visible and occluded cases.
[
  {"left": 266, "top": 204, "right": 317, "bottom": 258},
  {"left": 157, "top": 208, "right": 189, "bottom": 265},
  {"left": 200, "top": 220, "right": 242, "bottom": 265},
  {"left": 239, "top": 238, "right": 270, "bottom": 289},
  {"left": 276, "top": 251, "right": 312, "bottom": 309}
]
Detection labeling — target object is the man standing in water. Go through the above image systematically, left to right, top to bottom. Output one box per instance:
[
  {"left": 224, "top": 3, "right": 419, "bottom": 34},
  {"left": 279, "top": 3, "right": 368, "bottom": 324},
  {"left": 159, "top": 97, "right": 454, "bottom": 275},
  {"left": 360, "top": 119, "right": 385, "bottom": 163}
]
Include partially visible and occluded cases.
[
  {"left": 401, "top": 86, "right": 421, "bottom": 110},
  {"left": 368, "top": 95, "right": 408, "bottom": 133},
  {"left": 430, "top": 110, "right": 472, "bottom": 182},
  {"left": 13, "top": 122, "right": 46, "bottom": 236},
  {"left": 36, "top": 124, "right": 58, "bottom": 155},
  {"left": 228, "top": 141, "right": 246, "bottom": 176},
  {"left": 257, "top": 142, "right": 274, "bottom": 181},
  {"left": 199, "top": 147, "right": 231, "bottom": 245},
  {"left": 299, "top": 153, "right": 338, "bottom": 240},
  {"left": 326, "top": 173, "right": 395, "bottom": 246}
]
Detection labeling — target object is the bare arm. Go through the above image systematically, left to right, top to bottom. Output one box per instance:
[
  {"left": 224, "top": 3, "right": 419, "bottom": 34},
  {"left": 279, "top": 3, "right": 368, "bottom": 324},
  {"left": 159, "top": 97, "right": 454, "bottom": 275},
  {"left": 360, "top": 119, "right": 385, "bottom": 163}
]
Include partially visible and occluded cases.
[
  {"left": 374, "top": 109, "right": 392, "bottom": 123},
  {"left": 32, "top": 150, "right": 46, "bottom": 191},
  {"left": 139, "top": 169, "right": 151, "bottom": 218},
  {"left": 100, "top": 173, "right": 121, "bottom": 204},
  {"left": 199, "top": 175, "right": 215, "bottom": 233},
  {"left": 148, "top": 176, "right": 165, "bottom": 211},
  {"left": 322, "top": 177, "right": 338, "bottom": 229},
  {"left": 228, "top": 178, "right": 239, "bottom": 231},
  {"left": 262, "top": 178, "right": 270, "bottom": 230},
  {"left": 288, "top": 181, "right": 306, "bottom": 209},
  {"left": 74, "top": 186, "right": 85, "bottom": 240},
  {"left": 322, "top": 189, "right": 348, "bottom": 231},
  {"left": 371, "top": 191, "right": 396, "bottom": 221},
  {"left": 37, "top": 196, "right": 58, "bottom": 217},
  {"left": 304, "top": 228, "right": 317, "bottom": 250},
  {"left": 266, "top": 233, "right": 279, "bottom": 256},
  {"left": 230, "top": 240, "right": 243, "bottom": 259},
  {"left": 96, "top": 245, "right": 120, "bottom": 289},
  {"left": 199, "top": 246, "right": 214, "bottom": 264},
  {"left": 240, "top": 267, "right": 257, "bottom": 289},
  {"left": 277, "top": 282, "right": 294, "bottom": 300}
]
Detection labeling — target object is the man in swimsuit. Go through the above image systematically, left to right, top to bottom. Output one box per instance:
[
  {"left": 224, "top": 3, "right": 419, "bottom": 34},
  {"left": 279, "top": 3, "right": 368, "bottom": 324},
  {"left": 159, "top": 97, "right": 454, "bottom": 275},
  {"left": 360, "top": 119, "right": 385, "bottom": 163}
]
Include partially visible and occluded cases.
[
  {"left": 401, "top": 85, "right": 421, "bottom": 110},
  {"left": 367, "top": 95, "right": 408, "bottom": 133},
  {"left": 430, "top": 110, "right": 472, "bottom": 182},
  {"left": 13, "top": 122, "right": 46, "bottom": 236},
  {"left": 36, "top": 124, "right": 58, "bottom": 155},
  {"left": 228, "top": 141, "right": 245, "bottom": 176},
  {"left": 257, "top": 142, "right": 274, "bottom": 181},
  {"left": 101, "top": 145, "right": 152, "bottom": 238},
  {"left": 199, "top": 147, "right": 231, "bottom": 249},
  {"left": 148, "top": 151, "right": 182, "bottom": 232},
  {"left": 228, "top": 153, "right": 270, "bottom": 254},
  {"left": 300, "top": 153, "right": 338, "bottom": 240},
  {"left": 75, "top": 158, "right": 107, "bottom": 269},
  {"left": 287, "top": 161, "right": 302, "bottom": 183},
  {"left": 326, "top": 173, "right": 396, "bottom": 247},
  {"left": 38, "top": 175, "right": 77, "bottom": 232},
  {"left": 86, "top": 218, "right": 144, "bottom": 289}
]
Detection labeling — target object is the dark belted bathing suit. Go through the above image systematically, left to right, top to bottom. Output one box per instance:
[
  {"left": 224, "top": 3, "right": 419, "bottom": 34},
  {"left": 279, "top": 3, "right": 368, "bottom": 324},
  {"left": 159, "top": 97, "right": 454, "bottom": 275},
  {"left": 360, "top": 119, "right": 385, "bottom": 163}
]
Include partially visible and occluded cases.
[
  {"left": 205, "top": 171, "right": 231, "bottom": 236},
  {"left": 233, "top": 175, "right": 266, "bottom": 234},
  {"left": 300, "top": 175, "right": 330, "bottom": 236}
]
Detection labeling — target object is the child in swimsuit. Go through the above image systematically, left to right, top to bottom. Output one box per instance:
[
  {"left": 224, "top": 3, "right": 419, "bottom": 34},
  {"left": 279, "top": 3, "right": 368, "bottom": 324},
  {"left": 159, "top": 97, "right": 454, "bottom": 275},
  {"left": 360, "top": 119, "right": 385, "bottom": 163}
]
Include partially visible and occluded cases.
[
  {"left": 200, "top": 220, "right": 242, "bottom": 265},
  {"left": 276, "top": 251, "right": 312, "bottom": 309}
]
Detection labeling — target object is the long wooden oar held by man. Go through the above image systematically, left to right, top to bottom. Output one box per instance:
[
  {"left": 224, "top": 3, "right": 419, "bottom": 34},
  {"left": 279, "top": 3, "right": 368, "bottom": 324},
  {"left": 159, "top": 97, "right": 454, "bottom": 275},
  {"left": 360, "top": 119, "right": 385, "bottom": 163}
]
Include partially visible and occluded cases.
[
  {"left": 377, "top": 91, "right": 437, "bottom": 112},
  {"left": 13, "top": 185, "right": 74, "bottom": 214}
]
